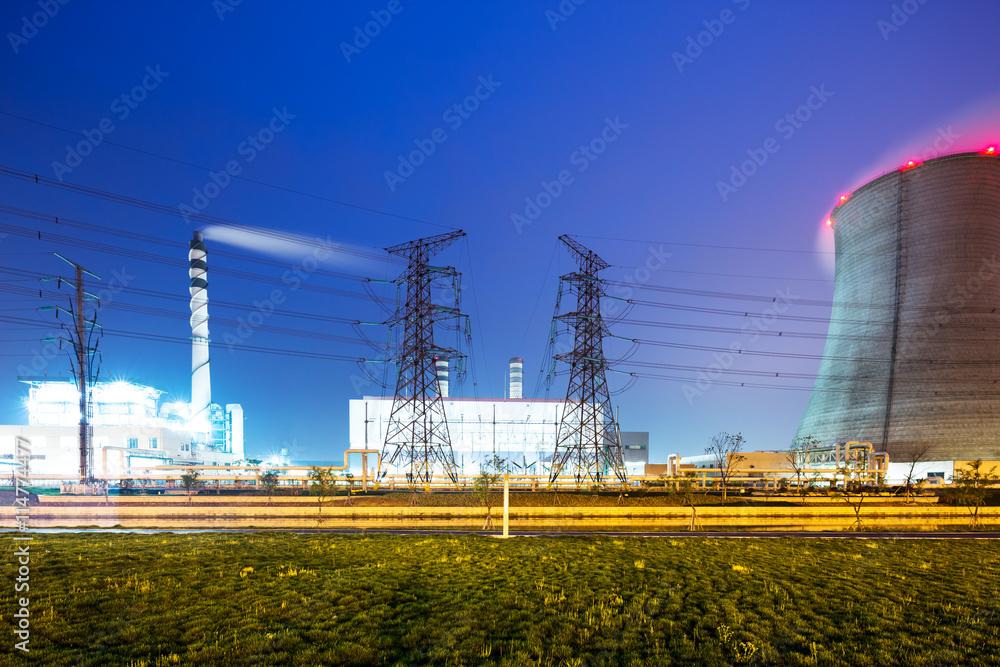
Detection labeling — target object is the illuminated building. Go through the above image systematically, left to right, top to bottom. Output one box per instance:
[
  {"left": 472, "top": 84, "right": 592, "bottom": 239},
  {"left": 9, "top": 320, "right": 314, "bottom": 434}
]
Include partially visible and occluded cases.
[
  {"left": 349, "top": 358, "right": 648, "bottom": 476},
  {"left": 0, "top": 377, "right": 243, "bottom": 480}
]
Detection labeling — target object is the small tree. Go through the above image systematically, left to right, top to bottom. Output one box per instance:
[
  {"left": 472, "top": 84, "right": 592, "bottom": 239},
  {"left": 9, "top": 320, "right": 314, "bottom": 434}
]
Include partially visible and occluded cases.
[
  {"left": 706, "top": 432, "right": 746, "bottom": 504},
  {"left": 787, "top": 435, "right": 819, "bottom": 498},
  {"left": 900, "top": 443, "right": 933, "bottom": 504},
  {"left": 835, "top": 449, "right": 874, "bottom": 531},
  {"left": 473, "top": 455, "right": 506, "bottom": 530},
  {"left": 243, "top": 458, "right": 263, "bottom": 490},
  {"left": 952, "top": 459, "right": 999, "bottom": 528},
  {"left": 308, "top": 466, "right": 337, "bottom": 524},
  {"left": 181, "top": 469, "right": 201, "bottom": 503},
  {"left": 261, "top": 469, "right": 279, "bottom": 506},
  {"left": 680, "top": 471, "right": 702, "bottom": 531},
  {"left": 344, "top": 472, "right": 355, "bottom": 507}
]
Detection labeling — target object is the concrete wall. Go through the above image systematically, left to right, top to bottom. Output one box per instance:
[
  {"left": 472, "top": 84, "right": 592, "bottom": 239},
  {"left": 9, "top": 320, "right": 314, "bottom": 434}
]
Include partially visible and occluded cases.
[
  {"left": 797, "top": 153, "right": 1000, "bottom": 461},
  {"left": 2, "top": 496, "right": 994, "bottom": 531}
]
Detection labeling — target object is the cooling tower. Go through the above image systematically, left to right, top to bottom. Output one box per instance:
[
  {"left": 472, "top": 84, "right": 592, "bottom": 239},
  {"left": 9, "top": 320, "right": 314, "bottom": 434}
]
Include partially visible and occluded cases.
[{"left": 795, "top": 151, "right": 1000, "bottom": 462}]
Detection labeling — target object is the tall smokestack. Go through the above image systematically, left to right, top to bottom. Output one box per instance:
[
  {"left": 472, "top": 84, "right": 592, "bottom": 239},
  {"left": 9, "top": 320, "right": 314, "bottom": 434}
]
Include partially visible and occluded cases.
[
  {"left": 189, "top": 231, "right": 211, "bottom": 427},
  {"left": 435, "top": 356, "right": 449, "bottom": 398},
  {"left": 509, "top": 357, "right": 523, "bottom": 399}
]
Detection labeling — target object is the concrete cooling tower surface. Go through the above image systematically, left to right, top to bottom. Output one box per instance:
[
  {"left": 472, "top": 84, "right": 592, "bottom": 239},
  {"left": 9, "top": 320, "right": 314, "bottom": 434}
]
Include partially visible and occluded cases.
[{"left": 795, "top": 152, "right": 1000, "bottom": 462}]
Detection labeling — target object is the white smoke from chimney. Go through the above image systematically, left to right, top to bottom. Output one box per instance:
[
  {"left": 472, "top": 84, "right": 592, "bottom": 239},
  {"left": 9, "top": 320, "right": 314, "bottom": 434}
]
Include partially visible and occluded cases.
[{"left": 201, "top": 224, "right": 369, "bottom": 268}]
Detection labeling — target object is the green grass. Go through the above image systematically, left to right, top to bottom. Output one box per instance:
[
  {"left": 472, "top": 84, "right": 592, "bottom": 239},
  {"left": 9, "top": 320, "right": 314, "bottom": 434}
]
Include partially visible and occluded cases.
[{"left": 1, "top": 534, "right": 997, "bottom": 665}]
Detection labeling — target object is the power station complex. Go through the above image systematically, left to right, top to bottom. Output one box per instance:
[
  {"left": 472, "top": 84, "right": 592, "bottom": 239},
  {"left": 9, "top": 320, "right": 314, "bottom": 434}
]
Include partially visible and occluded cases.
[
  {"left": 3, "top": 150, "right": 1000, "bottom": 486},
  {"left": 796, "top": 151, "right": 1000, "bottom": 475}
]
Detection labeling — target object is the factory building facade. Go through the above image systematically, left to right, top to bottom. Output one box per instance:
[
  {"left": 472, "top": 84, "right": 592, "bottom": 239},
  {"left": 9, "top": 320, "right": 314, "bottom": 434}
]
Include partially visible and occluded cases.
[
  {"left": 796, "top": 151, "right": 1000, "bottom": 464},
  {"left": 350, "top": 358, "right": 649, "bottom": 476},
  {"left": 0, "top": 377, "right": 243, "bottom": 479}
]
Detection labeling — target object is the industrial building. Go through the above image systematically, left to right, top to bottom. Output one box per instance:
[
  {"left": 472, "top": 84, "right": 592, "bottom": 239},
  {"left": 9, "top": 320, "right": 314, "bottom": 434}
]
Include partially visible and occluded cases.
[
  {"left": 796, "top": 150, "right": 1000, "bottom": 471},
  {"left": 0, "top": 231, "right": 244, "bottom": 481},
  {"left": 349, "top": 357, "right": 649, "bottom": 476},
  {"left": 0, "top": 377, "right": 243, "bottom": 478}
]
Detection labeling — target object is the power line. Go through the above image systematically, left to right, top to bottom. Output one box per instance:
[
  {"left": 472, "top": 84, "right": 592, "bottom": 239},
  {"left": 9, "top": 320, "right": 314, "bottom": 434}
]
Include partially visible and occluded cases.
[
  {"left": 0, "top": 109, "right": 456, "bottom": 231},
  {"left": 0, "top": 164, "right": 403, "bottom": 265},
  {"left": 0, "top": 203, "right": 378, "bottom": 282},
  {"left": 0, "top": 221, "right": 383, "bottom": 303},
  {"left": 575, "top": 233, "right": 837, "bottom": 256},
  {"left": 573, "top": 234, "right": 893, "bottom": 256},
  {"left": 610, "top": 264, "right": 835, "bottom": 283},
  {"left": 610, "top": 280, "right": 895, "bottom": 311},
  {"left": 0, "top": 282, "right": 376, "bottom": 349},
  {"left": 627, "top": 299, "right": 878, "bottom": 326},
  {"left": 0, "top": 314, "right": 370, "bottom": 364},
  {"left": 625, "top": 371, "right": 1000, "bottom": 396}
]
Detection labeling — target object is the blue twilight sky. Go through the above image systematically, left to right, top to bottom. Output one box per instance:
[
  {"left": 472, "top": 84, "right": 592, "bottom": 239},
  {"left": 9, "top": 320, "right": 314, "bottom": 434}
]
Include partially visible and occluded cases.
[{"left": 1, "top": 0, "right": 999, "bottom": 462}]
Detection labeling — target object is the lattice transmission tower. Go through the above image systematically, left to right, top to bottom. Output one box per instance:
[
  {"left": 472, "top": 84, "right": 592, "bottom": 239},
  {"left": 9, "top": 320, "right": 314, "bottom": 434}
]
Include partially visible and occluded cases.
[
  {"left": 377, "top": 230, "right": 467, "bottom": 486},
  {"left": 548, "top": 235, "right": 628, "bottom": 487},
  {"left": 38, "top": 254, "right": 103, "bottom": 484}
]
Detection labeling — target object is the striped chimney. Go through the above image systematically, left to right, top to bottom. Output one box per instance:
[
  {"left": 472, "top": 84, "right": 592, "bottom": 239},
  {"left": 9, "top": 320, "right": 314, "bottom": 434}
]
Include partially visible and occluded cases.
[
  {"left": 189, "top": 231, "right": 211, "bottom": 426},
  {"left": 435, "top": 356, "right": 449, "bottom": 398},
  {"left": 509, "top": 357, "right": 523, "bottom": 399}
]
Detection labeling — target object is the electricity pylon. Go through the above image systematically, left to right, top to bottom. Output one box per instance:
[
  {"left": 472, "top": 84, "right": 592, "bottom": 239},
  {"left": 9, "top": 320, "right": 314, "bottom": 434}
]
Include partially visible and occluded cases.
[
  {"left": 378, "top": 230, "right": 466, "bottom": 486},
  {"left": 548, "top": 235, "right": 629, "bottom": 487},
  {"left": 39, "top": 254, "right": 103, "bottom": 484}
]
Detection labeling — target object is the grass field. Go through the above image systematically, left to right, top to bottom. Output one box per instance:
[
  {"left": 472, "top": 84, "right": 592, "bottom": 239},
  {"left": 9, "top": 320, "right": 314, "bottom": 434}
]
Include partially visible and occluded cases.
[{"left": 1, "top": 534, "right": 998, "bottom": 666}]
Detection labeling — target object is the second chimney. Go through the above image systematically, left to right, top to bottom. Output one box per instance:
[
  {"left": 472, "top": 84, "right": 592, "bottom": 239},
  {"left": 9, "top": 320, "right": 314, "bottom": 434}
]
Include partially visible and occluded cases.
[{"left": 509, "top": 357, "right": 523, "bottom": 399}]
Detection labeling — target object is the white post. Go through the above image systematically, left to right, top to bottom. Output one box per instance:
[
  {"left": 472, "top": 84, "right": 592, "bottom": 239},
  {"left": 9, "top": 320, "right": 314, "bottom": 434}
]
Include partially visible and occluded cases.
[{"left": 503, "top": 473, "right": 509, "bottom": 537}]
